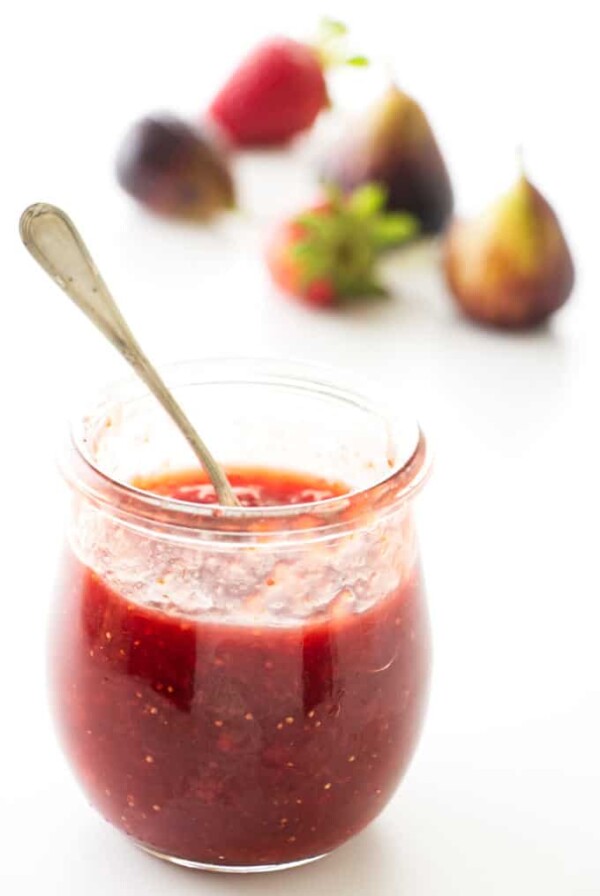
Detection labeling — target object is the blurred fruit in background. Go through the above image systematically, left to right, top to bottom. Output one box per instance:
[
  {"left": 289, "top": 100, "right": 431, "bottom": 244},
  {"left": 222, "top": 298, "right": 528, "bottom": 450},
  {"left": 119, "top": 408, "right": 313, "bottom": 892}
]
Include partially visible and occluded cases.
[
  {"left": 111, "top": 19, "right": 575, "bottom": 334},
  {"left": 207, "top": 20, "right": 367, "bottom": 147},
  {"left": 321, "top": 84, "right": 453, "bottom": 235},
  {"left": 116, "top": 115, "right": 235, "bottom": 220},
  {"left": 443, "top": 170, "right": 575, "bottom": 329},
  {"left": 266, "top": 184, "right": 418, "bottom": 308}
]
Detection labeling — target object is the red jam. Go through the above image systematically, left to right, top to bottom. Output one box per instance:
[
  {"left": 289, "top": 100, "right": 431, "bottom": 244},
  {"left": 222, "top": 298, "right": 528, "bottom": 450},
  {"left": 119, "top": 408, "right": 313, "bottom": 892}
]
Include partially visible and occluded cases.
[{"left": 50, "top": 468, "right": 430, "bottom": 868}]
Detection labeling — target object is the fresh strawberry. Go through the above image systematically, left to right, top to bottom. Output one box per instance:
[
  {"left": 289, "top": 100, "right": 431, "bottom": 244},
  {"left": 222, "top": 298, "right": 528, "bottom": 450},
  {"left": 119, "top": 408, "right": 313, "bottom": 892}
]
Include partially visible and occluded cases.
[
  {"left": 208, "top": 20, "right": 367, "bottom": 147},
  {"left": 266, "top": 185, "right": 419, "bottom": 308}
]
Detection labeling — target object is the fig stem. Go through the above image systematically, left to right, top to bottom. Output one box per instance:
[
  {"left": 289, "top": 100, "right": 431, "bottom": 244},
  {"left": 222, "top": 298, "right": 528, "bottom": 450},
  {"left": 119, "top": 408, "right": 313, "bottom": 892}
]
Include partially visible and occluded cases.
[{"left": 19, "top": 203, "right": 240, "bottom": 508}]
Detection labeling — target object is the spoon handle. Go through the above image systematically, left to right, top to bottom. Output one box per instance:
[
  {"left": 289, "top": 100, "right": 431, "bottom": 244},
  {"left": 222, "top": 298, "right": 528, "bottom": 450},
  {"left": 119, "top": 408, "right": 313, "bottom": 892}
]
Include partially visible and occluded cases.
[{"left": 20, "top": 203, "right": 239, "bottom": 508}]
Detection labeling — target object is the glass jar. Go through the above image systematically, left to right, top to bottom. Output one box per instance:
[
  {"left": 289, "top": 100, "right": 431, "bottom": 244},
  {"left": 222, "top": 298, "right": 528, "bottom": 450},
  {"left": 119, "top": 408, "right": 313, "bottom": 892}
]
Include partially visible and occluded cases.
[{"left": 49, "top": 358, "right": 432, "bottom": 873}]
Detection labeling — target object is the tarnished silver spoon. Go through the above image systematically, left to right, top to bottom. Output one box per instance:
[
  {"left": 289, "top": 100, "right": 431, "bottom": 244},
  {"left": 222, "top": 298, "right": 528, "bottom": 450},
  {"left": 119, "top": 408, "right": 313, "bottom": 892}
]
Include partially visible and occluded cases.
[{"left": 19, "top": 203, "right": 239, "bottom": 508}]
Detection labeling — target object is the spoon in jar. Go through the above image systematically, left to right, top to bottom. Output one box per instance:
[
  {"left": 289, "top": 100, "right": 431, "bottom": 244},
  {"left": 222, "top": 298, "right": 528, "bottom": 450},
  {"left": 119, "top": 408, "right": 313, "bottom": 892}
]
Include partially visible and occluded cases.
[{"left": 19, "top": 203, "right": 240, "bottom": 508}]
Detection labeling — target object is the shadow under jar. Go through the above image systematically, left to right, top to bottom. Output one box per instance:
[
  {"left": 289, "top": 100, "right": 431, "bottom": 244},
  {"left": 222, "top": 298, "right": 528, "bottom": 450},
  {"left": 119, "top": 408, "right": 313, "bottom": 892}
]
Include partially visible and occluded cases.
[{"left": 49, "top": 358, "right": 432, "bottom": 873}]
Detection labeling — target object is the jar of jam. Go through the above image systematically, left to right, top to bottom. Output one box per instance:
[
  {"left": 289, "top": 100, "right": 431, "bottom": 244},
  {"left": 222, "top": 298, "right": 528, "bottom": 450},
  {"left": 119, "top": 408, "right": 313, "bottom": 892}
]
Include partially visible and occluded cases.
[{"left": 49, "top": 358, "right": 432, "bottom": 872}]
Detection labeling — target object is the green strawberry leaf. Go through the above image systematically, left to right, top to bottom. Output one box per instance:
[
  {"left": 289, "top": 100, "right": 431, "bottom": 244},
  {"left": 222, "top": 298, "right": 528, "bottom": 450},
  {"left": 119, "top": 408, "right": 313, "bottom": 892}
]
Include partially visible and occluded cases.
[
  {"left": 319, "top": 17, "right": 348, "bottom": 39},
  {"left": 315, "top": 19, "right": 367, "bottom": 71},
  {"left": 346, "top": 55, "right": 369, "bottom": 67},
  {"left": 348, "top": 184, "right": 387, "bottom": 219},
  {"left": 295, "top": 213, "right": 336, "bottom": 241},
  {"left": 371, "top": 213, "right": 420, "bottom": 248},
  {"left": 290, "top": 240, "right": 333, "bottom": 286},
  {"left": 339, "top": 279, "right": 389, "bottom": 301},
  {"left": 354, "top": 279, "right": 388, "bottom": 297}
]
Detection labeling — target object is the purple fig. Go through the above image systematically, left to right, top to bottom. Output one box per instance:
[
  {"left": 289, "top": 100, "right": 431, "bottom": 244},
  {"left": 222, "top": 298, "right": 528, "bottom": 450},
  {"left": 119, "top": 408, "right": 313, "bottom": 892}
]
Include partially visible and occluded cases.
[
  {"left": 322, "top": 84, "right": 453, "bottom": 234},
  {"left": 116, "top": 115, "right": 235, "bottom": 220},
  {"left": 443, "top": 173, "right": 575, "bottom": 329}
]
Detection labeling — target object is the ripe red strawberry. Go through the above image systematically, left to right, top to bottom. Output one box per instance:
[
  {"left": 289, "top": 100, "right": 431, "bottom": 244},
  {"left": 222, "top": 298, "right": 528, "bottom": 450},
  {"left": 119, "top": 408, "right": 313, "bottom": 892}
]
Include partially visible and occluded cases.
[
  {"left": 208, "top": 21, "right": 367, "bottom": 147},
  {"left": 209, "top": 38, "right": 326, "bottom": 146},
  {"left": 266, "top": 186, "right": 419, "bottom": 308}
]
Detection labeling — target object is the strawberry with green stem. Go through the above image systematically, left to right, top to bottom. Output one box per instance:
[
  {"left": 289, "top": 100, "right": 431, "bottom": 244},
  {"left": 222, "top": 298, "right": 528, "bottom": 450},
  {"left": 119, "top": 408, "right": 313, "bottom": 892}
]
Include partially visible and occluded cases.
[
  {"left": 208, "top": 19, "right": 368, "bottom": 147},
  {"left": 266, "top": 185, "right": 419, "bottom": 307}
]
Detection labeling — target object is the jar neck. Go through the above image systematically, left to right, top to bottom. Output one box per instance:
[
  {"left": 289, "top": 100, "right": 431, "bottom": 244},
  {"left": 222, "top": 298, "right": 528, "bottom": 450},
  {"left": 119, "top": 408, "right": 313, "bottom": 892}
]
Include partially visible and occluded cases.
[{"left": 61, "top": 359, "right": 430, "bottom": 545}]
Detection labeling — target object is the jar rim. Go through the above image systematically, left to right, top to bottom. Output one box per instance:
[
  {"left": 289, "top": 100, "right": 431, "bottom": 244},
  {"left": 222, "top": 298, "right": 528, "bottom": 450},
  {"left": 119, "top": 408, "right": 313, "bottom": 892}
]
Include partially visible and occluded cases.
[{"left": 63, "top": 357, "right": 431, "bottom": 537}]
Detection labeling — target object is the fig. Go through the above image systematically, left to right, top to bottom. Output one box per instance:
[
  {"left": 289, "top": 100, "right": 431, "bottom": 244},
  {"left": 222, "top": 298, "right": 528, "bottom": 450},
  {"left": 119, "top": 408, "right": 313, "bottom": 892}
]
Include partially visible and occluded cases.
[
  {"left": 322, "top": 84, "right": 453, "bottom": 234},
  {"left": 116, "top": 115, "right": 235, "bottom": 220},
  {"left": 443, "top": 173, "right": 575, "bottom": 329}
]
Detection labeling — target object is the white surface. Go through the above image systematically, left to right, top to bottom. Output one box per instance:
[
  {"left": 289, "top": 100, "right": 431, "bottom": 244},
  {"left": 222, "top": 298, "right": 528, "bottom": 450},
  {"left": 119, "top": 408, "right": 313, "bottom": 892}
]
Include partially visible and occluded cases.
[{"left": 1, "top": 1, "right": 599, "bottom": 894}]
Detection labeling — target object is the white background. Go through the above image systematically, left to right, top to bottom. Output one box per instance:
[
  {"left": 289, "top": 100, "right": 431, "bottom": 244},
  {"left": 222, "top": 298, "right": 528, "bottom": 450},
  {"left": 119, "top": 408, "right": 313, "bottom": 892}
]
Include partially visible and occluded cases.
[{"left": 1, "top": 1, "right": 599, "bottom": 893}]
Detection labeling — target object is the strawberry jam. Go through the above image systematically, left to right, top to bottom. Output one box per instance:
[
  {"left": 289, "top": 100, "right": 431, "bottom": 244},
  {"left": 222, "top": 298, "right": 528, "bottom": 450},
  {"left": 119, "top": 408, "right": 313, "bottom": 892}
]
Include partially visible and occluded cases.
[{"left": 50, "top": 468, "right": 430, "bottom": 869}]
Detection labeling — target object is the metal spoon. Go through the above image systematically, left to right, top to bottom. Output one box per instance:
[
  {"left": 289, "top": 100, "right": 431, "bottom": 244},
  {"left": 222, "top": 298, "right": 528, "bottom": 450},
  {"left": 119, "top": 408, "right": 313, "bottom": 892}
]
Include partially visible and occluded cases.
[{"left": 19, "top": 203, "right": 239, "bottom": 508}]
